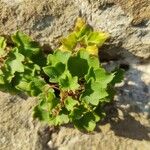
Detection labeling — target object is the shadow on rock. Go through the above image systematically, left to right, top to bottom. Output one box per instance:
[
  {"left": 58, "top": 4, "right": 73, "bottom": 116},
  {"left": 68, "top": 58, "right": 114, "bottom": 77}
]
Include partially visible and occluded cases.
[
  {"left": 98, "top": 44, "right": 150, "bottom": 141},
  {"left": 110, "top": 111, "right": 150, "bottom": 141}
]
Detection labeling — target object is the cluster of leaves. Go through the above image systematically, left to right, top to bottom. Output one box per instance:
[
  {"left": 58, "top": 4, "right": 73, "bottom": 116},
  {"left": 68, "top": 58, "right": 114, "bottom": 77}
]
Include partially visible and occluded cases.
[
  {"left": 0, "top": 18, "right": 124, "bottom": 131},
  {"left": 0, "top": 32, "right": 46, "bottom": 96}
]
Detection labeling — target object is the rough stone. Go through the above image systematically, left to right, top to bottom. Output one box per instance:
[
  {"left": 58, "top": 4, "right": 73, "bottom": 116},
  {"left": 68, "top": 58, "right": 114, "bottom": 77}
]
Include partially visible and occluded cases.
[
  {"left": 0, "top": 0, "right": 150, "bottom": 59},
  {"left": 0, "top": 92, "right": 52, "bottom": 150},
  {"left": 49, "top": 111, "right": 150, "bottom": 150}
]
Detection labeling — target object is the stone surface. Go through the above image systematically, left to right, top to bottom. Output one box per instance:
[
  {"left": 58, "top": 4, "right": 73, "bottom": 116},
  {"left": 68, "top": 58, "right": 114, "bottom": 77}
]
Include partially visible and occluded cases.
[
  {"left": 0, "top": 0, "right": 150, "bottom": 59},
  {"left": 0, "top": 92, "right": 52, "bottom": 150},
  {"left": 49, "top": 112, "right": 150, "bottom": 150}
]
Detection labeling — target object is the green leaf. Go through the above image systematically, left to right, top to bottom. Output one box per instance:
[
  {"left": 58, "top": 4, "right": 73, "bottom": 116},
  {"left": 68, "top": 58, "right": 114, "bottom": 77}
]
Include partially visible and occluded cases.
[
  {"left": 76, "top": 25, "right": 92, "bottom": 40},
  {"left": 11, "top": 31, "right": 40, "bottom": 55},
  {"left": 11, "top": 31, "right": 46, "bottom": 66},
  {"left": 0, "top": 37, "right": 6, "bottom": 56},
  {"left": 6, "top": 48, "right": 24, "bottom": 74},
  {"left": 47, "top": 50, "right": 71, "bottom": 66},
  {"left": 78, "top": 50, "right": 99, "bottom": 68},
  {"left": 67, "top": 54, "right": 89, "bottom": 78},
  {"left": 88, "top": 56, "right": 99, "bottom": 68},
  {"left": 43, "top": 62, "right": 66, "bottom": 83},
  {"left": 85, "top": 67, "right": 95, "bottom": 82},
  {"left": 94, "top": 68, "right": 115, "bottom": 88},
  {"left": 111, "top": 68, "right": 124, "bottom": 85},
  {"left": 0, "top": 70, "right": 4, "bottom": 84},
  {"left": 59, "top": 71, "right": 79, "bottom": 91},
  {"left": 29, "top": 77, "right": 46, "bottom": 96},
  {"left": 15, "top": 79, "right": 31, "bottom": 92},
  {"left": 82, "top": 80, "right": 108, "bottom": 105},
  {"left": 33, "top": 88, "right": 59, "bottom": 123},
  {"left": 39, "top": 88, "right": 59, "bottom": 111},
  {"left": 65, "top": 96, "right": 78, "bottom": 111},
  {"left": 33, "top": 105, "right": 50, "bottom": 122},
  {"left": 70, "top": 105, "right": 87, "bottom": 120},
  {"left": 73, "top": 112, "right": 97, "bottom": 131},
  {"left": 82, "top": 112, "right": 99, "bottom": 131},
  {"left": 55, "top": 113, "right": 70, "bottom": 125},
  {"left": 84, "top": 120, "right": 96, "bottom": 132}
]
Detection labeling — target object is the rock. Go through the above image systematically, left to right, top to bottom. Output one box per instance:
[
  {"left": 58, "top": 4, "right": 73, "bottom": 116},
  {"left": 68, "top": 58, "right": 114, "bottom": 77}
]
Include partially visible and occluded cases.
[
  {"left": 0, "top": 0, "right": 150, "bottom": 59},
  {"left": 114, "top": 0, "right": 150, "bottom": 25},
  {"left": 0, "top": 92, "right": 51, "bottom": 150},
  {"left": 50, "top": 111, "right": 150, "bottom": 150}
]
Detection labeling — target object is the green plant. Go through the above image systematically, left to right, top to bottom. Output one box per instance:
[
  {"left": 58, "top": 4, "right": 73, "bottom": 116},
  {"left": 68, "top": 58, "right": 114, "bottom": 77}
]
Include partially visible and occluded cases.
[{"left": 0, "top": 18, "right": 124, "bottom": 131}]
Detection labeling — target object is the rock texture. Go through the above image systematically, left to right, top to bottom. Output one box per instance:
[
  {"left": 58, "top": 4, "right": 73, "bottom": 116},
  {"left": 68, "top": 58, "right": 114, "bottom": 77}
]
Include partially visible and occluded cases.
[
  {"left": 0, "top": 0, "right": 150, "bottom": 150},
  {"left": 0, "top": 0, "right": 150, "bottom": 59},
  {"left": 0, "top": 92, "right": 52, "bottom": 150},
  {"left": 50, "top": 112, "right": 150, "bottom": 150}
]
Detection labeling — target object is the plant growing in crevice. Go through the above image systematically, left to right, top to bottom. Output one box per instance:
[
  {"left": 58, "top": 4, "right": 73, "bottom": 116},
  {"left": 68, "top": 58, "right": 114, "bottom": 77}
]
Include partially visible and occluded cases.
[{"left": 0, "top": 18, "right": 124, "bottom": 131}]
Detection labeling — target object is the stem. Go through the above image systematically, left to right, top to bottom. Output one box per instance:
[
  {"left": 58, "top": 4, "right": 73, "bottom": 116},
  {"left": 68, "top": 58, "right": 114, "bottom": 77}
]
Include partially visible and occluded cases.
[{"left": 49, "top": 84, "right": 60, "bottom": 90}]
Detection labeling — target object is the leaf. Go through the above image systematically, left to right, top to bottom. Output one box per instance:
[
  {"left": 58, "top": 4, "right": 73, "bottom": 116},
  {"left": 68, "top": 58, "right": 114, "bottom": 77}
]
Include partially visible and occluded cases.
[
  {"left": 74, "top": 18, "right": 86, "bottom": 32},
  {"left": 74, "top": 18, "right": 92, "bottom": 40},
  {"left": 76, "top": 25, "right": 92, "bottom": 40},
  {"left": 11, "top": 31, "right": 40, "bottom": 55},
  {"left": 11, "top": 31, "right": 46, "bottom": 66},
  {"left": 59, "top": 32, "right": 77, "bottom": 51},
  {"left": 87, "top": 32, "right": 109, "bottom": 47},
  {"left": 0, "top": 37, "right": 6, "bottom": 56},
  {"left": 86, "top": 45, "right": 98, "bottom": 56},
  {"left": 6, "top": 48, "right": 25, "bottom": 74},
  {"left": 77, "top": 49, "right": 89, "bottom": 60},
  {"left": 47, "top": 50, "right": 71, "bottom": 66},
  {"left": 78, "top": 50, "right": 99, "bottom": 68},
  {"left": 67, "top": 54, "right": 89, "bottom": 78},
  {"left": 88, "top": 56, "right": 99, "bottom": 68},
  {"left": 43, "top": 62, "right": 66, "bottom": 83},
  {"left": 85, "top": 67, "right": 95, "bottom": 82},
  {"left": 94, "top": 68, "right": 115, "bottom": 88},
  {"left": 111, "top": 68, "right": 124, "bottom": 85},
  {"left": 0, "top": 70, "right": 4, "bottom": 84},
  {"left": 59, "top": 71, "right": 79, "bottom": 91},
  {"left": 29, "top": 77, "right": 46, "bottom": 96},
  {"left": 15, "top": 78, "right": 31, "bottom": 92},
  {"left": 82, "top": 80, "right": 108, "bottom": 105},
  {"left": 33, "top": 88, "right": 59, "bottom": 123},
  {"left": 39, "top": 88, "right": 59, "bottom": 111},
  {"left": 65, "top": 96, "right": 78, "bottom": 111},
  {"left": 33, "top": 105, "right": 50, "bottom": 122},
  {"left": 70, "top": 105, "right": 87, "bottom": 120},
  {"left": 73, "top": 112, "right": 97, "bottom": 132},
  {"left": 55, "top": 113, "right": 70, "bottom": 125},
  {"left": 83, "top": 120, "right": 96, "bottom": 132}
]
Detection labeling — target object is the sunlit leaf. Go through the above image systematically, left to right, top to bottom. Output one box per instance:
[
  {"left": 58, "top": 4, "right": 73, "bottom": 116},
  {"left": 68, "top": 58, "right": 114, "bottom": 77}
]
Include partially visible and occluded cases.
[
  {"left": 87, "top": 32, "right": 109, "bottom": 47},
  {"left": 86, "top": 45, "right": 98, "bottom": 56}
]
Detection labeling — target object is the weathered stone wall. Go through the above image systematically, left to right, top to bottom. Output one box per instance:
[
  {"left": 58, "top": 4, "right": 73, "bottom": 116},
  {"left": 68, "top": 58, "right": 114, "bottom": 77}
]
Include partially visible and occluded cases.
[
  {"left": 0, "top": 0, "right": 150, "bottom": 150},
  {"left": 0, "top": 0, "right": 150, "bottom": 59}
]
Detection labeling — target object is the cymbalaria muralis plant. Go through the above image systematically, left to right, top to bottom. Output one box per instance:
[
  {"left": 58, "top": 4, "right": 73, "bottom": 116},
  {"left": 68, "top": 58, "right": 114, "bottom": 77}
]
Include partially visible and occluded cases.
[{"left": 0, "top": 18, "right": 124, "bottom": 131}]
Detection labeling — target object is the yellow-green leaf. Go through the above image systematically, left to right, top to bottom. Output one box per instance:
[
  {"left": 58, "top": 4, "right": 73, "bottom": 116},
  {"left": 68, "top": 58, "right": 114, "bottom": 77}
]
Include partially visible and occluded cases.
[
  {"left": 87, "top": 32, "right": 109, "bottom": 47},
  {"left": 86, "top": 45, "right": 98, "bottom": 56}
]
